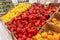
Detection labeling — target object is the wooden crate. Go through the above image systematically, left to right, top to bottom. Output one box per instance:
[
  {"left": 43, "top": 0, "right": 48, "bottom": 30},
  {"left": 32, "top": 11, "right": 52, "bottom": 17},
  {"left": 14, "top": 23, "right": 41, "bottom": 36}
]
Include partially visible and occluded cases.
[{"left": 46, "top": 13, "right": 60, "bottom": 33}]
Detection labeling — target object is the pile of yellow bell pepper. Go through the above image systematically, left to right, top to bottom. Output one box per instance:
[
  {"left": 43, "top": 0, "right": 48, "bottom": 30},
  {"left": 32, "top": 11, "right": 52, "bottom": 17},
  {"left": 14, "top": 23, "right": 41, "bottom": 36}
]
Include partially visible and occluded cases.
[
  {"left": 0, "top": 3, "right": 32, "bottom": 22},
  {"left": 50, "top": 18, "right": 60, "bottom": 27},
  {"left": 32, "top": 31, "right": 60, "bottom": 40}
]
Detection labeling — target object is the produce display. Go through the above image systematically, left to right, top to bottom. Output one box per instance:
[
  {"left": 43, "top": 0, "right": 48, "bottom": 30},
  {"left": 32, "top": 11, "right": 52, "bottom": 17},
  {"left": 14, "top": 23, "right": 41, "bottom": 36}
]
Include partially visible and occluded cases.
[
  {"left": 0, "top": 1, "right": 14, "bottom": 13},
  {"left": 0, "top": 1, "right": 12, "bottom": 5},
  {"left": 0, "top": 3, "right": 58, "bottom": 40},
  {"left": 0, "top": 3, "right": 32, "bottom": 22},
  {"left": 0, "top": 9, "right": 4, "bottom": 12},
  {"left": 50, "top": 18, "right": 60, "bottom": 27},
  {"left": 32, "top": 31, "right": 60, "bottom": 40}
]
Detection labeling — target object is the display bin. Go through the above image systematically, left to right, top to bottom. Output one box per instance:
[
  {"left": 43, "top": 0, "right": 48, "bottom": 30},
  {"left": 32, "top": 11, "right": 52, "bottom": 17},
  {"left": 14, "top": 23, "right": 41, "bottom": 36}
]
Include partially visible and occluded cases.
[
  {"left": 0, "top": 3, "right": 59, "bottom": 40},
  {"left": 57, "top": 7, "right": 60, "bottom": 13},
  {"left": 46, "top": 12, "right": 60, "bottom": 33},
  {"left": 32, "top": 23, "right": 60, "bottom": 40},
  {"left": 39, "top": 23, "right": 56, "bottom": 33},
  {"left": 11, "top": 33, "right": 17, "bottom": 40}
]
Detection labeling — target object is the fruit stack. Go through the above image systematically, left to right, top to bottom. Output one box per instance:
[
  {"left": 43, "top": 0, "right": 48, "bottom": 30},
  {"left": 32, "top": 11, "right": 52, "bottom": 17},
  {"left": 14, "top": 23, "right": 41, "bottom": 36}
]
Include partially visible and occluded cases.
[
  {"left": 0, "top": 3, "right": 57, "bottom": 40},
  {"left": 0, "top": 3, "right": 32, "bottom": 22},
  {"left": 50, "top": 18, "right": 60, "bottom": 26},
  {"left": 32, "top": 31, "right": 60, "bottom": 40}
]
